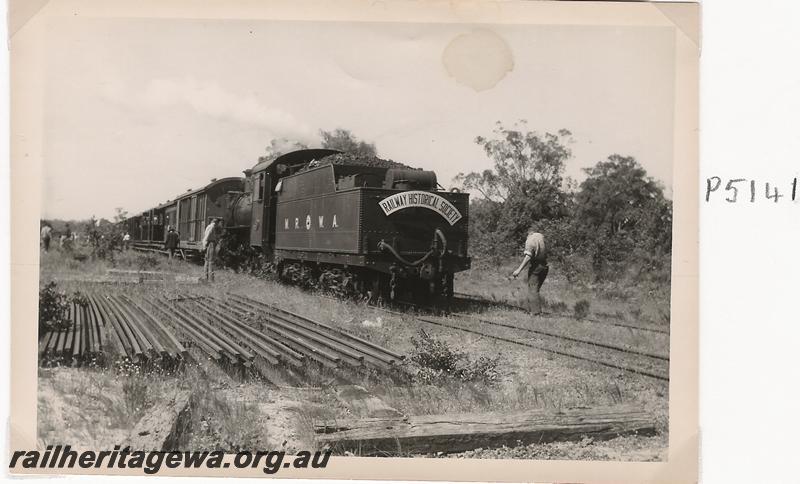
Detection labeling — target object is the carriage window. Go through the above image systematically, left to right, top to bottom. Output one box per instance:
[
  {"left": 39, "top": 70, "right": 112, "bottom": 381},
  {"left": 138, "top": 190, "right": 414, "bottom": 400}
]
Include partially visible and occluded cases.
[{"left": 257, "top": 173, "right": 265, "bottom": 200}]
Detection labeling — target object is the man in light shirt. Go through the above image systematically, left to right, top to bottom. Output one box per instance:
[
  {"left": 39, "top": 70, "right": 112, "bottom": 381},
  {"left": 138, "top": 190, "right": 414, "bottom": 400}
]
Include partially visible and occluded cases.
[
  {"left": 202, "top": 218, "right": 220, "bottom": 282},
  {"left": 511, "top": 226, "right": 549, "bottom": 316}
]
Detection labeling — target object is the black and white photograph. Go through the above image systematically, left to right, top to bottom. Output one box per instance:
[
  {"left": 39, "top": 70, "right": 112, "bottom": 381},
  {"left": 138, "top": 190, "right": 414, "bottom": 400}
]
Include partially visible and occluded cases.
[{"left": 9, "top": 1, "right": 699, "bottom": 481}]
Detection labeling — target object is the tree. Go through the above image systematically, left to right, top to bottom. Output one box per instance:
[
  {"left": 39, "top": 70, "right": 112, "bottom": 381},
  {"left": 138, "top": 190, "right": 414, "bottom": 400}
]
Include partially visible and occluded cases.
[
  {"left": 456, "top": 121, "right": 572, "bottom": 203},
  {"left": 455, "top": 122, "right": 573, "bottom": 259},
  {"left": 319, "top": 129, "right": 377, "bottom": 157},
  {"left": 575, "top": 155, "right": 672, "bottom": 279},
  {"left": 576, "top": 155, "right": 668, "bottom": 236},
  {"left": 465, "top": 197, "right": 509, "bottom": 266},
  {"left": 113, "top": 207, "right": 128, "bottom": 224},
  {"left": 86, "top": 215, "right": 123, "bottom": 261}
]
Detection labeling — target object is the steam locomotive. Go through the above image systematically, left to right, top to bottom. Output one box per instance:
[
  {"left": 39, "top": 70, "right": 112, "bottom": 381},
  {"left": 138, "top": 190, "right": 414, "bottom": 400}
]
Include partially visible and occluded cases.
[{"left": 125, "top": 149, "right": 471, "bottom": 301}]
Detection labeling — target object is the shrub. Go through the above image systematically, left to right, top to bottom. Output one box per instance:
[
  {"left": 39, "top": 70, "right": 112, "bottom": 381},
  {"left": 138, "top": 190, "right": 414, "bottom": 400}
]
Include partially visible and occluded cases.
[
  {"left": 86, "top": 217, "right": 122, "bottom": 262},
  {"left": 38, "top": 282, "right": 72, "bottom": 334},
  {"left": 70, "top": 291, "right": 90, "bottom": 308},
  {"left": 545, "top": 299, "right": 569, "bottom": 314},
  {"left": 573, "top": 299, "right": 591, "bottom": 320},
  {"left": 410, "top": 329, "right": 464, "bottom": 374},
  {"left": 409, "top": 330, "right": 503, "bottom": 385},
  {"left": 458, "top": 355, "right": 504, "bottom": 385}
]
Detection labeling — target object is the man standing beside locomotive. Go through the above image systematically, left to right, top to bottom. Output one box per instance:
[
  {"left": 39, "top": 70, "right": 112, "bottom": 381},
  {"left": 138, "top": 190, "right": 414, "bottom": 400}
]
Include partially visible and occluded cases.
[
  {"left": 202, "top": 218, "right": 220, "bottom": 282},
  {"left": 511, "top": 226, "right": 549, "bottom": 316}
]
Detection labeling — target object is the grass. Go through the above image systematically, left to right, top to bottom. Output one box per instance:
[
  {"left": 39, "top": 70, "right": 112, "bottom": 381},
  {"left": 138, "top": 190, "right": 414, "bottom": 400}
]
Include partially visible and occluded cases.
[
  {"left": 39, "top": 242, "right": 203, "bottom": 284},
  {"left": 37, "top": 243, "right": 670, "bottom": 460},
  {"left": 454, "top": 259, "right": 671, "bottom": 329},
  {"left": 222, "top": 279, "right": 669, "bottom": 447},
  {"left": 573, "top": 299, "right": 591, "bottom": 320},
  {"left": 38, "top": 362, "right": 275, "bottom": 452},
  {"left": 184, "top": 365, "right": 273, "bottom": 452},
  {"left": 37, "top": 366, "right": 178, "bottom": 449}
]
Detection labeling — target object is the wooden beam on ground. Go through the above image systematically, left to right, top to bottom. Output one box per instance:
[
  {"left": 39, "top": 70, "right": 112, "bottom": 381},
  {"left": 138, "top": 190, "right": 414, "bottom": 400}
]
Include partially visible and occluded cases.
[
  {"left": 335, "top": 385, "right": 405, "bottom": 419},
  {"left": 315, "top": 404, "right": 656, "bottom": 455}
]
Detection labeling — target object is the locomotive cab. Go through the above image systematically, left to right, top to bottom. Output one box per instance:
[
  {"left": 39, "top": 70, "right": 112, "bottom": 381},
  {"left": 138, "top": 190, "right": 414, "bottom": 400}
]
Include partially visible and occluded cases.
[{"left": 238, "top": 149, "right": 341, "bottom": 254}]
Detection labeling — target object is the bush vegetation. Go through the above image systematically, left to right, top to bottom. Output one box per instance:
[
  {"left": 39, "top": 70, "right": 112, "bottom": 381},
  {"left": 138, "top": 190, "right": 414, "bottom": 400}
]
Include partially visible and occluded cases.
[
  {"left": 457, "top": 120, "right": 672, "bottom": 287},
  {"left": 42, "top": 211, "right": 126, "bottom": 263},
  {"left": 85, "top": 216, "right": 123, "bottom": 262},
  {"left": 38, "top": 281, "right": 90, "bottom": 335},
  {"left": 38, "top": 282, "right": 72, "bottom": 334},
  {"left": 573, "top": 299, "right": 591, "bottom": 320},
  {"left": 409, "top": 329, "right": 503, "bottom": 385}
]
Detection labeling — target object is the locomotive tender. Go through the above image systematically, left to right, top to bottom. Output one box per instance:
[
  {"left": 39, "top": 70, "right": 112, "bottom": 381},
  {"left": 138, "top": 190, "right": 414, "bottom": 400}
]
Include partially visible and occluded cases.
[{"left": 127, "top": 149, "right": 471, "bottom": 301}]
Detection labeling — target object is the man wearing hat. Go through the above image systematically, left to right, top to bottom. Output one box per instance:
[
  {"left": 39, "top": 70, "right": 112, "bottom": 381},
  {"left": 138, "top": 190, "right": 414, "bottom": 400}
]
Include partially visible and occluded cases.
[{"left": 202, "top": 218, "right": 221, "bottom": 282}]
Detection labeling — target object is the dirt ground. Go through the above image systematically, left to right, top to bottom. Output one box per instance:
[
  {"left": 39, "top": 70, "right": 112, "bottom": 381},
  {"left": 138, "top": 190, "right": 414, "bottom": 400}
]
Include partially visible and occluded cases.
[{"left": 37, "top": 245, "right": 669, "bottom": 460}]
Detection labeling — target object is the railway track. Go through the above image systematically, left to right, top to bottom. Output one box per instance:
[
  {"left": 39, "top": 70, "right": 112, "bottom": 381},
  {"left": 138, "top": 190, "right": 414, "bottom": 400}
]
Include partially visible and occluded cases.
[
  {"left": 452, "top": 291, "right": 669, "bottom": 335},
  {"left": 361, "top": 301, "right": 669, "bottom": 382},
  {"left": 446, "top": 311, "right": 668, "bottom": 361},
  {"left": 420, "top": 315, "right": 668, "bottom": 381}
]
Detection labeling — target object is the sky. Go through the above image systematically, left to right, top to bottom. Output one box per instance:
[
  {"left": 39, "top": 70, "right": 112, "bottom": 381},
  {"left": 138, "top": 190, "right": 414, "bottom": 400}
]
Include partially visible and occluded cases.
[{"left": 42, "top": 18, "right": 676, "bottom": 220}]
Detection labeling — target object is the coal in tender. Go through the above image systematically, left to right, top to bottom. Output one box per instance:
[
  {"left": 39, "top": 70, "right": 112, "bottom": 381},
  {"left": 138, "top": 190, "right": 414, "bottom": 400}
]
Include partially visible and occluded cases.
[{"left": 301, "top": 152, "right": 420, "bottom": 172}]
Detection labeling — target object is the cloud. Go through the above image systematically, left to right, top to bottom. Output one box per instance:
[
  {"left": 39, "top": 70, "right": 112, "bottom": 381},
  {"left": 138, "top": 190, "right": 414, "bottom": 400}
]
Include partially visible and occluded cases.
[{"left": 102, "top": 78, "right": 314, "bottom": 142}]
